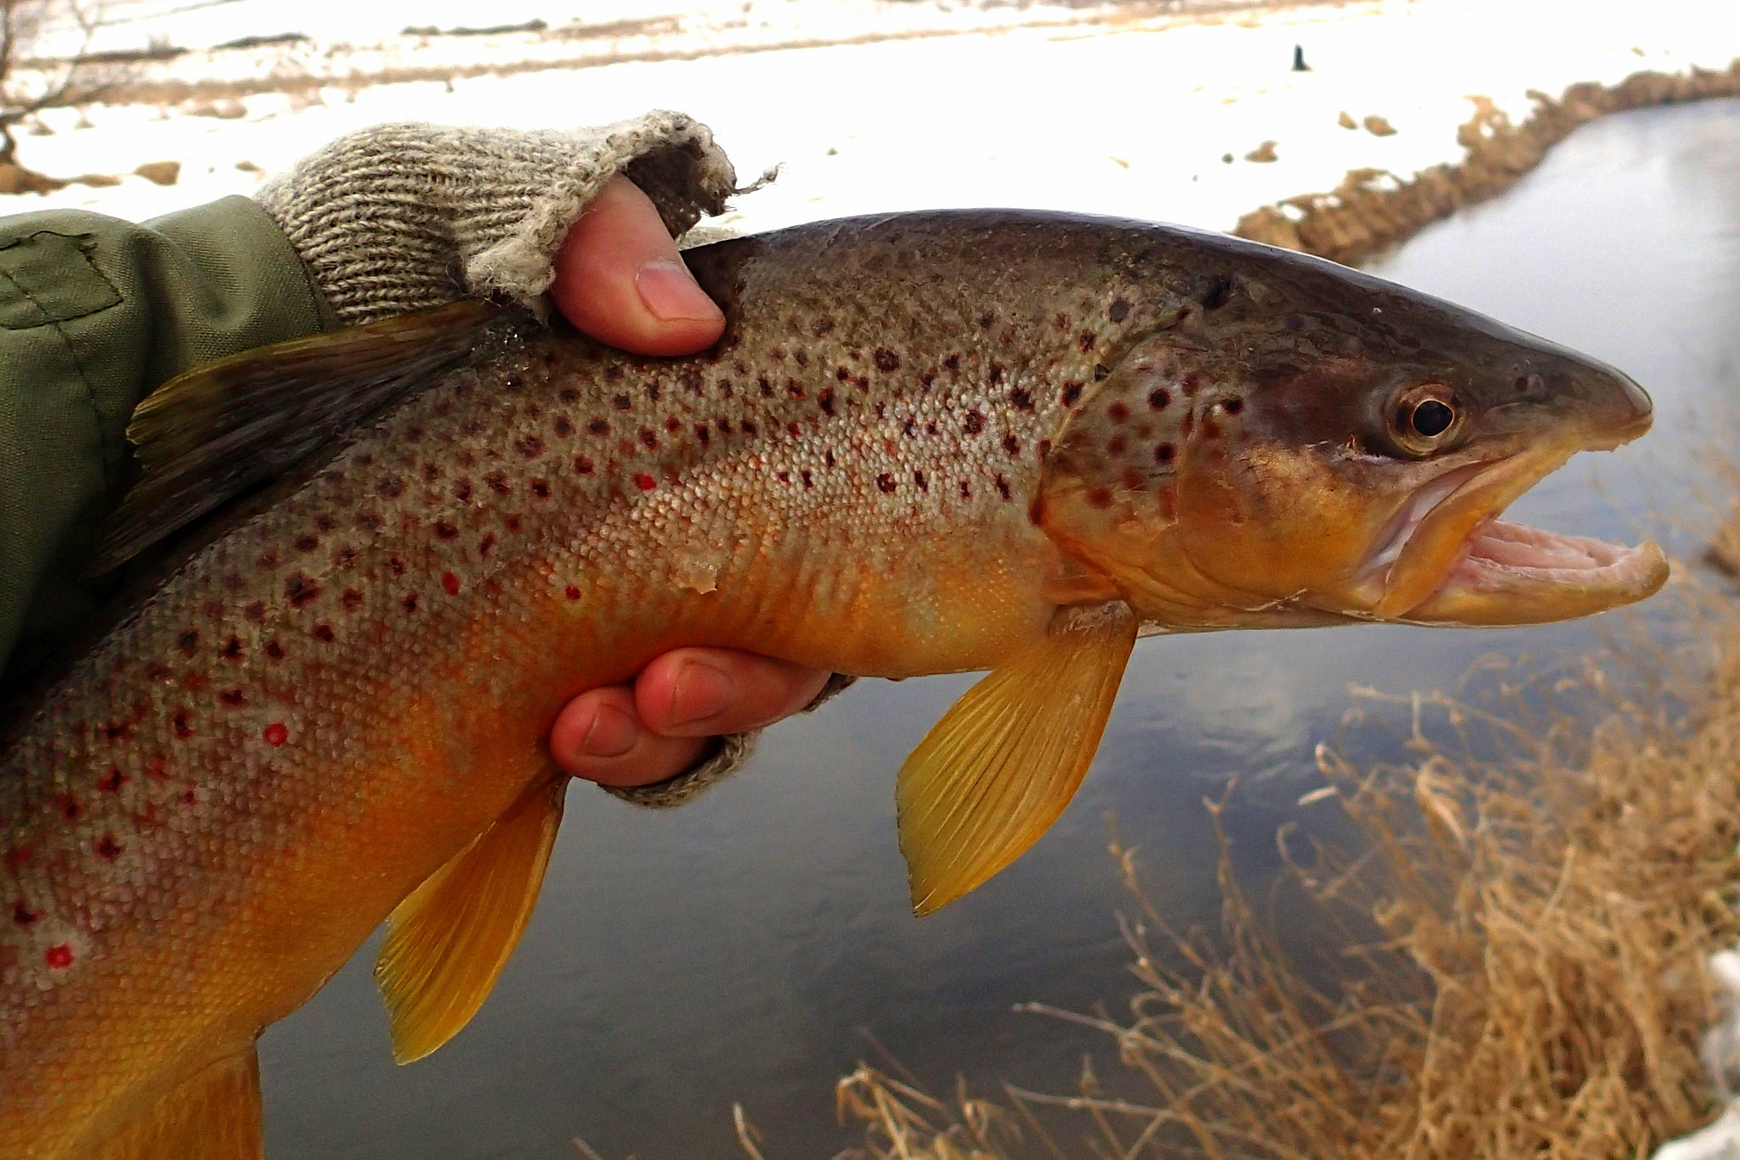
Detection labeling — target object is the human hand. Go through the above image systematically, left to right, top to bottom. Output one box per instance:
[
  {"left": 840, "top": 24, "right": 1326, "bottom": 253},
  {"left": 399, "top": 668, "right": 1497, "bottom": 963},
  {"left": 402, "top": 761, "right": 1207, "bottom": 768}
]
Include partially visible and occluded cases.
[{"left": 545, "top": 176, "right": 833, "bottom": 788}]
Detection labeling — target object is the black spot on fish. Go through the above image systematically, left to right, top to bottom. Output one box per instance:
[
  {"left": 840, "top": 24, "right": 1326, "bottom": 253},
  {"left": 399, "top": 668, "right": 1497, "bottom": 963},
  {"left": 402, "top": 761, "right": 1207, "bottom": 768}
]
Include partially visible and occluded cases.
[
  {"left": 1203, "top": 277, "right": 1235, "bottom": 310},
  {"left": 1109, "top": 298, "right": 1130, "bottom": 322},
  {"left": 874, "top": 348, "right": 901, "bottom": 373},
  {"left": 1061, "top": 381, "right": 1084, "bottom": 406},
  {"left": 1010, "top": 387, "right": 1034, "bottom": 411},
  {"left": 1149, "top": 388, "right": 1171, "bottom": 410},
  {"left": 964, "top": 411, "right": 986, "bottom": 435},
  {"left": 877, "top": 473, "right": 897, "bottom": 493}
]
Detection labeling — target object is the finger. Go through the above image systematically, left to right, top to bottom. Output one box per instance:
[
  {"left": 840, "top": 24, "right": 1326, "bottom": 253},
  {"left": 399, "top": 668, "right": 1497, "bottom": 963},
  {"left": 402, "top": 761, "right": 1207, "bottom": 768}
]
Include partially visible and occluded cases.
[
  {"left": 549, "top": 174, "right": 725, "bottom": 357},
  {"left": 633, "top": 649, "right": 834, "bottom": 738},
  {"left": 549, "top": 684, "right": 709, "bottom": 787}
]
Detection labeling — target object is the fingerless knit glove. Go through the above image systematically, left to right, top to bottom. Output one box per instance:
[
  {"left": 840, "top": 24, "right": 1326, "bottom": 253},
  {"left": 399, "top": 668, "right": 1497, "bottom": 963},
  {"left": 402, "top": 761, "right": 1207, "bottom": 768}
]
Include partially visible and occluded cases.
[{"left": 256, "top": 110, "right": 738, "bottom": 326}]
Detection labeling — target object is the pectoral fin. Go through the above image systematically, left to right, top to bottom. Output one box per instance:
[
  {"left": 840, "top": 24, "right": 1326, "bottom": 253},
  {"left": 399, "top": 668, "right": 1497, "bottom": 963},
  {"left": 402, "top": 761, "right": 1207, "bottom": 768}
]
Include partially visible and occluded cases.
[
  {"left": 897, "top": 601, "right": 1138, "bottom": 916},
  {"left": 374, "top": 774, "right": 567, "bottom": 1064},
  {"left": 99, "top": 1047, "right": 261, "bottom": 1160}
]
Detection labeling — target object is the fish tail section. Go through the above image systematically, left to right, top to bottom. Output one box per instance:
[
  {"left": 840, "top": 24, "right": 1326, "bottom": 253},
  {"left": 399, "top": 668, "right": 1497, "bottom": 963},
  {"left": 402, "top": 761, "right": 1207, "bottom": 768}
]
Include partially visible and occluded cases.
[
  {"left": 896, "top": 601, "right": 1138, "bottom": 916},
  {"left": 374, "top": 773, "right": 568, "bottom": 1064},
  {"left": 97, "top": 1047, "right": 262, "bottom": 1160}
]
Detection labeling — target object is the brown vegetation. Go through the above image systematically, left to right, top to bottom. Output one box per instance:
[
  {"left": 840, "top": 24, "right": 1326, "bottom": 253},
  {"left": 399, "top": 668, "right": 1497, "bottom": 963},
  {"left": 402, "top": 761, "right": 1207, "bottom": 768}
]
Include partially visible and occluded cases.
[{"left": 1237, "top": 63, "right": 1740, "bottom": 265}]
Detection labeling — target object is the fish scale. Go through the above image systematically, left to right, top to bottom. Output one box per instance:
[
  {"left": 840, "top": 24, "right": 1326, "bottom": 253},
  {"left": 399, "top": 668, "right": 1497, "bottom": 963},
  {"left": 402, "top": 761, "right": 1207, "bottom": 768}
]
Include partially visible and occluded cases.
[{"left": 0, "top": 210, "right": 1666, "bottom": 1159}]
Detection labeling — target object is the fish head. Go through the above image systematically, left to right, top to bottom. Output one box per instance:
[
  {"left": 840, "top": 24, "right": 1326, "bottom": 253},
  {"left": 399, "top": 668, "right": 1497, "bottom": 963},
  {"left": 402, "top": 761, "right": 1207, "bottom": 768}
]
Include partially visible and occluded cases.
[{"left": 1036, "top": 241, "right": 1668, "bottom": 629}]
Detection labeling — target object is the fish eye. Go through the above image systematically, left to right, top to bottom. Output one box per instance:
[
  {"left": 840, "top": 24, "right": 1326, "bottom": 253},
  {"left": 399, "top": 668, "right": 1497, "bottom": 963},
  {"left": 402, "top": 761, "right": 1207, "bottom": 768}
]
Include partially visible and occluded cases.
[
  {"left": 1388, "top": 384, "right": 1463, "bottom": 455},
  {"left": 1411, "top": 400, "right": 1453, "bottom": 437}
]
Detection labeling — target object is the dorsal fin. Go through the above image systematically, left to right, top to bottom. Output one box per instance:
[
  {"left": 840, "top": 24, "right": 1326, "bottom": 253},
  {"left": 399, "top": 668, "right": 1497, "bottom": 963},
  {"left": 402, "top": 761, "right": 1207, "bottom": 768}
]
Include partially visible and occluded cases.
[
  {"left": 90, "top": 300, "right": 501, "bottom": 575},
  {"left": 374, "top": 774, "right": 568, "bottom": 1064},
  {"left": 98, "top": 1047, "right": 261, "bottom": 1160}
]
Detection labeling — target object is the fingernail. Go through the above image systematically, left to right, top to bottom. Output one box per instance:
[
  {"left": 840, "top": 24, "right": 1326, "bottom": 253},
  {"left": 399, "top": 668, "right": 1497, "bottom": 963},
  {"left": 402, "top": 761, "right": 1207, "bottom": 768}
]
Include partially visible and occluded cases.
[
  {"left": 636, "top": 258, "right": 723, "bottom": 323},
  {"left": 668, "top": 659, "right": 733, "bottom": 728},
  {"left": 580, "top": 704, "right": 637, "bottom": 758}
]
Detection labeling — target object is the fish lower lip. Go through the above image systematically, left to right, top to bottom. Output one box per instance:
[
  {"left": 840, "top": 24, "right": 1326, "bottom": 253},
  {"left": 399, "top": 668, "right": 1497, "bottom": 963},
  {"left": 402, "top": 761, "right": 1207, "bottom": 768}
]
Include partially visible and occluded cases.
[{"left": 1402, "top": 519, "right": 1669, "bottom": 624}]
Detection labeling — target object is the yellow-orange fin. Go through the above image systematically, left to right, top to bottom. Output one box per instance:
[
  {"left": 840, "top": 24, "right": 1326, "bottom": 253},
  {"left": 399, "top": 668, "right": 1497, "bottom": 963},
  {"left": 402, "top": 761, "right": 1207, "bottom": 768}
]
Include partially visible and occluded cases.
[
  {"left": 897, "top": 601, "right": 1137, "bottom": 916},
  {"left": 374, "top": 775, "right": 567, "bottom": 1064},
  {"left": 99, "top": 1047, "right": 262, "bottom": 1160}
]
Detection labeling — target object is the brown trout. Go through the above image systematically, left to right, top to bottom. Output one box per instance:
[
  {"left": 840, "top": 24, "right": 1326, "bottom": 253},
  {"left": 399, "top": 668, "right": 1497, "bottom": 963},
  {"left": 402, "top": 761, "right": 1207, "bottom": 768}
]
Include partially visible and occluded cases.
[{"left": 0, "top": 211, "right": 1665, "bottom": 1158}]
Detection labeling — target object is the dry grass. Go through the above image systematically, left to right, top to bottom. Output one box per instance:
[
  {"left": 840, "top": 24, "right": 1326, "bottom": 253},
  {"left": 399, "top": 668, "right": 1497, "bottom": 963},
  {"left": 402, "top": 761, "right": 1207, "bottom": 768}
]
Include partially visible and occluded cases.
[{"left": 815, "top": 572, "right": 1740, "bottom": 1160}]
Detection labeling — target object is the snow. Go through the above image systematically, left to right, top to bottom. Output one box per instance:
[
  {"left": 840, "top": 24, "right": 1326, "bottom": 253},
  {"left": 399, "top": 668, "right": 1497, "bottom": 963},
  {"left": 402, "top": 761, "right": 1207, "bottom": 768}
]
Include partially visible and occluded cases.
[{"left": 9, "top": 0, "right": 1740, "bottom": 236}]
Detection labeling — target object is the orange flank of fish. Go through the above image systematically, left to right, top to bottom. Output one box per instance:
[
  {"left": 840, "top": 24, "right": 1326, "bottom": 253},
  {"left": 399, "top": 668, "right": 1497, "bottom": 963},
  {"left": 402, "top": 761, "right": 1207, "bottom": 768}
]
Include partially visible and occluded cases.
[{"left": 0, "top": 212, "right": 1666, "bottom": 1158}]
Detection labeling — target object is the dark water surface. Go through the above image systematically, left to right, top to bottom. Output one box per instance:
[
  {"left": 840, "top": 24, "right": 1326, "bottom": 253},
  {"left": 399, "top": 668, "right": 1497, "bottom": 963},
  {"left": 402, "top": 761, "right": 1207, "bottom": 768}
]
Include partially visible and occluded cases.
[{"left": 262, "top": 99, "right": 1740, "bottom": 1159}]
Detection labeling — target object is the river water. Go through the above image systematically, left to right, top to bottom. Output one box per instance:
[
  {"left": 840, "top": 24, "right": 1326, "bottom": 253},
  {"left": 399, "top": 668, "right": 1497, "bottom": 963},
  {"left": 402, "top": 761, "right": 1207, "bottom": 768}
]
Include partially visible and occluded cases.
[{"left": 261, "top": 98, "right": 1740, "bottom": 1159}]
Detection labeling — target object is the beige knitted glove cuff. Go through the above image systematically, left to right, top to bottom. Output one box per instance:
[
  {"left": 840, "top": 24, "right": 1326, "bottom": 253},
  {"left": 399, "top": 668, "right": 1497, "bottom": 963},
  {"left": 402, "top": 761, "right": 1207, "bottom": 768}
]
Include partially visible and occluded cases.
[
  {"left": 255, "top": 110, "right": 738, "bottom": 327},
  {"left": 601, "top": 674, "right": 857, "bottom": 809}
]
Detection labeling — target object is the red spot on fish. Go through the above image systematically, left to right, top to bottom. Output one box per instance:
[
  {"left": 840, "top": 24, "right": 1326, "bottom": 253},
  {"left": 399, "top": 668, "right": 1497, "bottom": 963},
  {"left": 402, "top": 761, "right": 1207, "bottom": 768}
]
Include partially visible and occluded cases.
[
  {"left": 1078, "top": 332, "right": 1095, "bottom": 353},
  {"left": 874, "top": 348, "right": 901, "bottom": 373},
  {"left": 944, "top": 353, "right": 961, "bottom": 373},
  {"left": 1181, "top": 372, "right": 1201, "bottom": 397},
  {"left": 1010, "top": 387, "right": 1034, "bottom": 411},
  {"left": 818, "top": 389, "right": 836, "bottom": 416},
  {"left": 1107, "top": 402, "right": 1130, "bottom": 423},
  {"left": 963, "top": 411, "right": 985, "bottom": 435},
  {"left": 553, "top": 416, "right": 574, "bottom": 437},
  {"left": 588, "top": 418, "right": 609, "bottom": 436},
  {"left": 787, "top": 421, "right": 803, "bottom": 439},
  {"left": 639, "top": 428, "right": 659, "bottom": 450},
  {"left": 1002, "top": 434, "right": 1021, "bottom": 458},
  {"left": 1108, "top": 436, "right": 1128, "bottom": 456},
  {"left": 1037, "top": 438, "right": 1053, "bottom": 459},
  {"left": 573, "top": 455, "right": 595, "bottom": 475},
  {"left": 1122, "top": 468, "right": 1146, "bottom": 491},
  {"left": 801, "top": 470, "right": 814, "bottom": 489},
  {"left": 914, "top": 470, "right": 928, "bottom": 492},
  {"left": 634, "top": 473, "right": 656, "bottom": 491},
  {"left": 876, "top": 473, "right": 896, "bottom": 493},
  {"left": 995, "top": 475, "right": 1012, "bottom": 501},
  {"left": 376, "top": 476, "right": 404, "bottom": 498},
  {"left": 531, "top": 478, "right": 551, "bottom": 499},
  {"left": 454, "top": 479, "right": 473, "bottom": 501},
  {"left": 960, "top": 481, "right": 972, "bottom": 499},
  {"left": 1087, "top": 487, "right": 1114, "bottom": 509},
  {"left": 435, "top": 520, "right": 459, "bottom": 540},
  {"left": 294, "top": 533, "right": 319, "bottom": 552},
  {"left": 479, "top": 533, "right": 496, "bottom": 557},
  {"left": 441, "top": 572, "right": 461, "bottom": 596},
  {"left": 285, "top": 574, "right": 321, "bottom": 608},
  {"left": 565, "top": 585, "right": 581, "bottom": 601},
  {"left": 341, "top": 589, "right": 363, "bottom": 611},
  {"left": 402, "top": 594, "right": 420, "bottom": 614},
  {"left": 312, "top": 622, "right": 336, "bottom": 643},
  {"left": 176, "top": 629, "right": 199, "bottom": 656},
  {"left": 221, "top": 635, "right": 245, "bottom": 660},
  {"left": 265, "top": 641, "right": 286, "bottom": 661},
  {"left": 183, "top": 674, "right": 209, "bottom": 692},
  {"left": 172, "top": 710, "right": 193, "bottom": 739},
  {"left": 102, "top": 719, "right": 133, "bottom": 742},
  {"left": 263, "top": 723, "right": 289, "bottom": 747},
  {"left": 146, "top": 758, "right": 167, "bottom": 781},
  {"left": 96, "top": 767, "right": 127, "bottom": 793},
  {"left": 58, "top": 794, "right": 82, "bottom": 822},
  {"left": 95, "top": 834, "right": 122, "bottom": 860},
  {"left": 4, "top": 846, "right": 32, "bottom": 869},
  {"left": 12, "top": 901, "right": 38, "bottom": 925},
  {"left": 45, "top": 945, "right": 73, "bottom": 970}
]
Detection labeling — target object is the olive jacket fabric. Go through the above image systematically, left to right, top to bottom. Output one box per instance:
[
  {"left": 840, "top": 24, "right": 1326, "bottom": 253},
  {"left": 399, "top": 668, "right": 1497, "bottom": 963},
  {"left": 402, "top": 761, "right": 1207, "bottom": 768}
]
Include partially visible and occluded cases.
[{"left": 0, "top": 196, "right": 332, "bottom": 691}]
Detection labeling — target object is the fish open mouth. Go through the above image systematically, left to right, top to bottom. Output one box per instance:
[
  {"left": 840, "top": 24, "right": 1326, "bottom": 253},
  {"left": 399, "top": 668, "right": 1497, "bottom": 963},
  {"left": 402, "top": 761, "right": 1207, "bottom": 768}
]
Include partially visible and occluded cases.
[{"left": 1368, "top": 442, "right": 1669, "bottom": 626}]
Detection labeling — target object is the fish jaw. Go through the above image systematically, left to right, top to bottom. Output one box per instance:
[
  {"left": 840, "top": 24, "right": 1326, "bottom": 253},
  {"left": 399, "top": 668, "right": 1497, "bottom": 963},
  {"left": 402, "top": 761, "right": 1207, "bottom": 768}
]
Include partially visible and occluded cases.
[{"left": 1359, "top": 431, "right": 1667, "bottom": 625}]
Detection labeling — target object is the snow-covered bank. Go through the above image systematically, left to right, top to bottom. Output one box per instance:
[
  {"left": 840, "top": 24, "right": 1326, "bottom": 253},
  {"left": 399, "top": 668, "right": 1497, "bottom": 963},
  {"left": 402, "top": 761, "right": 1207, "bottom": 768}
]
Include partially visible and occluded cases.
[{"left": 8, "top": 0, "right": 1740, "bottom": 241}]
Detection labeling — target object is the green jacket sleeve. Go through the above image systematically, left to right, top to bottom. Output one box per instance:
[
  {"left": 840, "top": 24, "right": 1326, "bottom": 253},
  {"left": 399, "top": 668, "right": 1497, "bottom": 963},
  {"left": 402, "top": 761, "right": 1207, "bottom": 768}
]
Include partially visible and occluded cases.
[{"left": 0, "top": 194, "right": 332, "bottom": 689}]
